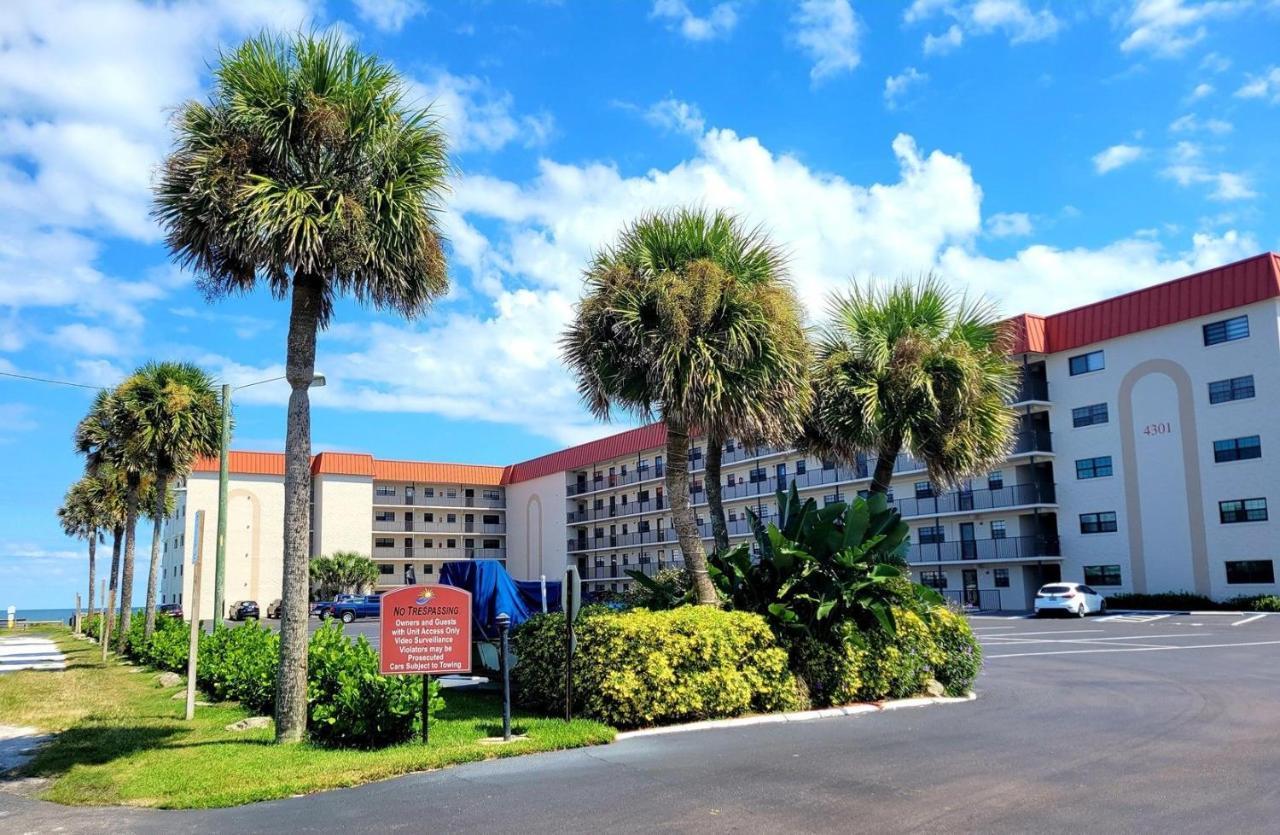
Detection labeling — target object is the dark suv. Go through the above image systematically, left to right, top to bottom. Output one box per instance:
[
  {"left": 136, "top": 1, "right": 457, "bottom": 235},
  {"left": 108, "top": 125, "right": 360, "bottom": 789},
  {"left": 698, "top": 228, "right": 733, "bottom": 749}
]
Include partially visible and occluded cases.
[
  {"left": 229, "top": 600, "right": 260, "bottom": 621},
  {"left": 158, "top": 603, "right": 183, "bottom": 619}
]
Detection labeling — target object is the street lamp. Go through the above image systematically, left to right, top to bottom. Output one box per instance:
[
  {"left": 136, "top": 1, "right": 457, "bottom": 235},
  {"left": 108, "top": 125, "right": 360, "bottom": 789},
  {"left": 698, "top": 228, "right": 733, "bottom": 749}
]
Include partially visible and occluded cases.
[{"left": 213, "top": 373, "right": 326, "bottom": 626}]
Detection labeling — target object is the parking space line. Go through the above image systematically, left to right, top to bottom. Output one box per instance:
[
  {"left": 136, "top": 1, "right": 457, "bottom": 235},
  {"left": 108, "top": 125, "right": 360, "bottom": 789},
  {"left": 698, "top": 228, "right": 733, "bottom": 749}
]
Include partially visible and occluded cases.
[
  {"left": 1232, "top": 613, "right": 1266, "bottom": 627},
  {"left": 970, "top": 626, "right": 1018, "bottom": 632},
  {"left": 979, "top": 629, "right": 1106, "bottom": 638},
  {"left": 981, "top": 633, "right": 1214, "bottom": 647},
  {"left": 986, "top": 639, "right": 1280, "bottom": 659}
]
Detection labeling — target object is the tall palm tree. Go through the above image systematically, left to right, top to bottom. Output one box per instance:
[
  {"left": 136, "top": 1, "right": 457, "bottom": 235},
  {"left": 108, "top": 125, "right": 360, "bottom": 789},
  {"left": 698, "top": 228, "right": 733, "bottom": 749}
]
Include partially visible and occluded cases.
[
  {"left": 153, "top": 33, "right": 451, "bottom": 742},
  {"left": 561, "top": 208, "right": 809, "bottom": 605},
  {"left": 806, "top": 275, "right": 1018, "bottom": 495},
  {"left": 117, "top": 362, "right": 222, "bottom": 640},
  {"left": 75, "top": 388, "right": 146, "bottom": 654},
  {"left": 92, "top": 465, "right": 128, "bottom": 660},
  {"left": 58, "top": 476, "right": 106, "bottom": 626}
]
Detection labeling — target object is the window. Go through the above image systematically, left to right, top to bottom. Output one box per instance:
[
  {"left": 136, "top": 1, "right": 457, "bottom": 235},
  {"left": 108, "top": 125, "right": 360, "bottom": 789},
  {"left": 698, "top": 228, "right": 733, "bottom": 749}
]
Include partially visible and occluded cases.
[
  {"left": 1203, "top": 315, "right": 1249, "bottom": 346},
  {"left": 1068, "top": 350, "right": 1105, "bottom": 376},
  {"left": 1208, "top": 375, "right": 1255, "bottom": 404},
  {"left": 1072, "top": 402, "right": 1109, "bottom": 428},
  {"left": 1213, "top": 435, "right": 1261, "bottom": 463},
  {"left": 1075, "top": 456, "right": 1114, "bottom": 479},
  {"left": 822, "top": 458, "right": 835, "bottom": 471},
  {"left": 795, "top": 459, "right": 807, "bottom": 475},
  {"left": 749, "top": 467, "right": 767, "bottom": 484},
  {"left": 987, "top": 471, "right": 1004, "bottom": 491},
  {"left": 914, "top": 481, "right": 934, "bottom": 499},
  {"left": 375, "top": 485, "right": 396, "bottom": 497},
  {"left": 424, "top": 487, "right": 435, "bottom": 497},
  {"left": 445, "top": 488, "right": 457, "bottom": 498},
  {"left": 483, "top": 489, "right": 501, "bottom": 500},
  {"left": 823, "top": 494, "right": 839, "bottom": 506},
  {"left": 1220, "top": 498, "right": 1268, "bottom": 523},
  {"left": 375, "top": 510, "right": 395, "bottom": 522},
  {"left": 424, "top": 512, "right": 433, "bottom": 522},
  {"left": 1079, "top": 512, "right": 1118, "bottom": 534},
  {"left": 446, "top": 513, "right": 456, "bottom": 523},
  {"left": 483, "top": 514, "right": 499, "bottom": 524},
  {"left": 990, "top": 520, "right": 1007, "bottom": 539},
  {"left": 917, "top": 526, "right": 945, "bottom": 545},
  {"left": 375, "top": 537, "right": 394, "bottom": 548},
  {"left": 446, "top": 538, "right": 456, "bottom": 548},
  {"left": 424, "top": 539, "right": 433, "bottom": 548},
  {"left": 483, "top": 539, "right": 500, "bottom": 549},
  {"left": 1226, "top": 560, "right": 1275, "bottom": 584},
  {"left": 378, "top": 563, "right": 394, "bottom": 576},
  {"left": 1084, "top": 565, "right": 1122, "bottom": 586},
  {"left": 993, "top": 568, "right": 1010, "bottom": 588},
  {"left": 919, "top": 570, "right": 947, "bottom": 590}
]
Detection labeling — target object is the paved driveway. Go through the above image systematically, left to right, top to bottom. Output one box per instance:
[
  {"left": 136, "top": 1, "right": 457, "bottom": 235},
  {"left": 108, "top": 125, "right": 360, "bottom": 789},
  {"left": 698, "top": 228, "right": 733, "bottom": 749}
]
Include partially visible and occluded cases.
[{"left": 4, "top": 612, "right": 1279, "bottom": 833}]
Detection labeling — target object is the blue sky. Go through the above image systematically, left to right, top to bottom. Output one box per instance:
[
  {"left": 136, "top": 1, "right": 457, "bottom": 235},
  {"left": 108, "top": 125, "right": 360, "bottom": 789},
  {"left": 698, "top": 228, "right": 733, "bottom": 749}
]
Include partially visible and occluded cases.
[{"left": 2, "top": 0, "right": 1279, "bottom": 608}]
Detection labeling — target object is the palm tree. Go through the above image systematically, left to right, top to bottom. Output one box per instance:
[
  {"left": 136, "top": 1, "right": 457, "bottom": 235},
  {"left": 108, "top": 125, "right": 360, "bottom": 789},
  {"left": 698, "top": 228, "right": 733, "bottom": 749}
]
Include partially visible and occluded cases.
[
  {"left": 153, "top": 33, "right": 451, "bottom": 743},
  {"left": 561, "top": 208, "right": 809, "bottom": 605},
  {"left": 806, "top": 275, "right": 1018, "bottom": 495},
  {"left": 116, "top": 362, "right": 222, "bottom": 640},
  {"left": 75, "top": 388, "right": 146, "bottom": 654},
  {"left": 91, "top": 465, "right": 128, "bottom": 660},
  {"left": 58, "top": 477, "right": 106, "bottom": 627},
  {"left": 310, "top": 551, "right": 379, "bottom": 597}
]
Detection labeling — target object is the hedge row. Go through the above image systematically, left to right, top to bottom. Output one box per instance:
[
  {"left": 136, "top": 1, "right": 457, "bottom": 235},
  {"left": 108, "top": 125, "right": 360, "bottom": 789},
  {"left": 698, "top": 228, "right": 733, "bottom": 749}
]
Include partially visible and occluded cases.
[
  {"left": 1104, "top": 592, "right": 1280, "bottom": 612},
  {"left": 512, "top": 605, "right": 981, "bottom": 728},
  {"left": 88, "top": 614, "right": 439, "bottom": 749}
]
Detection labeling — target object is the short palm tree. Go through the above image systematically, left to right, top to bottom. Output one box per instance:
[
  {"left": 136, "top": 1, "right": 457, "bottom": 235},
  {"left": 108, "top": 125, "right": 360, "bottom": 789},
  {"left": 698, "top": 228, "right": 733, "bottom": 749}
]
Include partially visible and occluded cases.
[
  {"left": 153, "top": 33, "right": 451, "bottom": 743},
  {"left": 562, "top": 208, "right": 809, "bottom": 605},
  {"left": 806, "top": 275, "right": 1018, "bottom": 494},
  {"left": 116, "top": 362, "right": 222, "bottom": 640},
  {"left": 75, "top": 388, "right": 147, "bottom": 653},
  {"left": 89, "top": 465, "right": 128, "bottom": 660},
  {"left": 58, "top": 476, "right": 107, "bottom": 626},
  {"left": 310, "top": 551, "right": 379, "bottom": 597}
]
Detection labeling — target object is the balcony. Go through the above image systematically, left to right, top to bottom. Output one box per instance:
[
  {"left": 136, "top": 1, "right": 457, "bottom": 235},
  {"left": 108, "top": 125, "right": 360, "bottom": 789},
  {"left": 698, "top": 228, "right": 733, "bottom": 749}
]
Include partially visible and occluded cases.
[
  {"left": 1011, "top": 376, "right": 1049, "bottom": 404},
  {"left": 1010, "top": 429, "right": 1053, "bottom": 455},
  {"left": 720, "top": 443, "right": 788, "bottom": 466},
  {"left": 567, "top": 464, "right": 664, "bottom": 497},
  {"left": 893, "top": 482, "right": 1056, "bottom": 518},
  {"left": 377, "top": 493, "right": 504, "bottom": 509},
  {"left": 567, "top": 496, "right": 666, "bottom": 525},
  {"left": 464, "top": 522, "right": 507, "bottom": 534},
  {"left": 906, "top": 534, "right": 1060, "bottom": 564},
  {"left": 468, "top": 548, "right": 506, "bottom": 560},
  {"left": 584, "top": 559, "right": 686, "bottom": 582}
]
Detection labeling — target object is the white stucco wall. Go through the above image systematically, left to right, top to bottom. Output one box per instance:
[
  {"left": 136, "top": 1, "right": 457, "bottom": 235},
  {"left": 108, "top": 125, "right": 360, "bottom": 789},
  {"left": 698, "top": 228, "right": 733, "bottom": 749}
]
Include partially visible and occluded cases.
[
  {"left": 505, "top": 470, "right": 569, "bottom": 582},
  {"left": 314, "top": 474, "right": 373, "bottom": 557}
]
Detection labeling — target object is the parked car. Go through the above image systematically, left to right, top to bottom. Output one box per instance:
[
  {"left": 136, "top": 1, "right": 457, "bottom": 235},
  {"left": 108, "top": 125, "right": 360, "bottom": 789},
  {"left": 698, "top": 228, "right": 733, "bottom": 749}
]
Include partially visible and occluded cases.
[
  {"left": 1034, "top": 583, "right": 1106, "bottom": 617},
  {"left": 312, "top": 593, "right": 358, "bottom": 617},
  {"left": 327, "top": 594, "right": 382, "bottom": 623},
  {"left": 266, "top": 599, "right": 282, "bottom": 619},
  {"left": 229, "top": 600, "right": 260, "bottom": 621},
  {"left": 158, "top": 603, "right": 183, "bottom": 619}
]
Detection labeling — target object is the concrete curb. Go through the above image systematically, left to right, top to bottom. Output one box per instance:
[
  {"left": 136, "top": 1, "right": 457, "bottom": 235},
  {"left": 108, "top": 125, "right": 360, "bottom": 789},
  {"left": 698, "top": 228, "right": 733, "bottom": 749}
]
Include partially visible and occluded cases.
[
  {"left": 1108, "top": 609, "right": 1274, "bottom": 616},
  {"left": 615, "top": 692, "right": 976, "bottom": 740}
]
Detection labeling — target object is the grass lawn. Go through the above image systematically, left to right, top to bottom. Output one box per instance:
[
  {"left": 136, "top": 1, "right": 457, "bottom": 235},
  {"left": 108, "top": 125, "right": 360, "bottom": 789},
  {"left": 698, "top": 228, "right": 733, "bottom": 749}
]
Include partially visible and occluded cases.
[{"left": 0, "top": 628, "right": 614, "bottom": 808}]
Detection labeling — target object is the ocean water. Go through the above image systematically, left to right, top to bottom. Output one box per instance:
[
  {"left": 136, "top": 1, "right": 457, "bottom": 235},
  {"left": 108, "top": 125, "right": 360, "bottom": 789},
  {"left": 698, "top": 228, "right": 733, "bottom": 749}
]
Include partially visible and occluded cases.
[{"left": 8, "top": 608, "right": 78, "bottom": 623}]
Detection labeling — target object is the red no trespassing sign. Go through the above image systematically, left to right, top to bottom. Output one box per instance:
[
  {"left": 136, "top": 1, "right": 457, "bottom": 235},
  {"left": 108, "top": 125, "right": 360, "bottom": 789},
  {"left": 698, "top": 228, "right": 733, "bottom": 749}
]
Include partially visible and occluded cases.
[{"left": 379, "top": 584, "right": 472, "bottom": 675}]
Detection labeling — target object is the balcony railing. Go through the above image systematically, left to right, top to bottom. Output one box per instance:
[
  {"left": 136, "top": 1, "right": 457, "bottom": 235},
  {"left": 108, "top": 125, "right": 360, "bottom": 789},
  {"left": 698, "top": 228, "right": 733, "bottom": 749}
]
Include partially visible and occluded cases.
[
  {"left": 1011, "top": 376, "right": 1049, "bottom": 403},
  {"left": 1011, "top": 429, "right": 1053, "bottom": 454},
  {"left": 894, "top": 482, "right": 1056, "bottom": 518},
  {"left": 376, "top": 493, "right": 505, "bottom": 509},
  {"left": 568, "top": 496, "right": 667, "bottom": 525},
  {"left": 463, "top": 522, "right": 506, "bottom": 534},
  {"left": 906, "top": 534, "right": 1060, "bottom": 564},
  {"left": 467, "top": 548, "right": 506, "bottom": 560},
  {"left": 584, "top": 559, "right": 687, "bottom": 582}
]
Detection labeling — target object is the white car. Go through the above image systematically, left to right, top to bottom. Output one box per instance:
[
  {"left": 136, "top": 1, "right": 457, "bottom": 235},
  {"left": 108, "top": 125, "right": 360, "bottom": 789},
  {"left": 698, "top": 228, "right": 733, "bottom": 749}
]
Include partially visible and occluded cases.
[{"left": 1034, "top": 582, "right": 1106, "bottom": 617}]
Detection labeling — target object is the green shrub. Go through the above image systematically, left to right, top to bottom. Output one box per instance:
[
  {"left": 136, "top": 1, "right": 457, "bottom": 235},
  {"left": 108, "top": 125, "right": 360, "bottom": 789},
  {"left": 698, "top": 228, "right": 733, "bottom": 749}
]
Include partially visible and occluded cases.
[
  {"left": 623, "top": 567, "right": 691, "bottom": 610},
  {"left": 1104, "top": 592, "right": 1215, "bottom": 611},
  {"left": 1225, "top": 595, "right": 1280, "bottom": 612},
  {"left": 514, "top": 607, "right": 803, "bottom": 728},
  {"left": 926, "top": 607, "right": 981, "bottom": 696},
  {"left": 858, "top": 609, "right": 941, "bottom": 700},
  {"left": 83, "top": 613, "right": 103, "bottom": 639},
  {"left": 147, "top": 617, "right": 191, "bottom": 672},
  {"left": 306, "top": 623, "right": 442, "bottom": 748},
  {"left": 196, "top": 624, "right": 279, "bottom": 713},
  {"left": 783, "top": 625, "right": 865, "bottom": 708}
]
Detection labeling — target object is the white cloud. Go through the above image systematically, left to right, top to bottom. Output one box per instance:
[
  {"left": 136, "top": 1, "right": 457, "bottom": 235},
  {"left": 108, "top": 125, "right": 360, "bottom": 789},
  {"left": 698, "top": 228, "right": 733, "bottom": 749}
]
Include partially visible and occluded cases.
[
  {"left": 353, "top": 0, "right": 424, "bottom": 32},
  {"left": 650, "top": 0, "right": 739, "bottom": 41},
  {"left": 791, "top": 0, "right": 863, "bottom": 83},
  {"left": 906, "top": 0, "right": 1060, "bottom": 52},
  {"left": 1120, "top": 0, "right": 1249, "bottom": 57},
  {"left": 923, "top": 24, "right": 965, "bottom": 55},
  {"left": 1200, "top": 52, "right": 1231, "bottom": 73},
  {"left": 1234, "top": 66, "right": 1280, "bottom": 102},
  {"left": 884, "top": 67, "right": 929, "bottom": 108},
  {"left": 409, "top": 70, "right": 555, "bottom": 153},
  {"left": 1187, "top": 82, "right": 1214, "bottom": 101},
  {"left": 645, "top": 98, "right": 706, "bottom": 136},
  {"left": 1169, "top": 113, "right": 1233, "bottom": 134},
  {"left": 1161, "top": 142, "right": 1256, "bottom": 200},
  {"left": 1092, "top": 144, "right": 1144, "bottom": 174},
  {"left": 986, "top": 212, "right": 1033, "bottom": 237},
  {"left": 49, "top": 323, "right": 124, "bottom": 357},
  {"left": 0, "top": 403, "right": 38, "bottom": 436},
  {"left": 0, "top": 541, "right": 80, "bottom": 560}
]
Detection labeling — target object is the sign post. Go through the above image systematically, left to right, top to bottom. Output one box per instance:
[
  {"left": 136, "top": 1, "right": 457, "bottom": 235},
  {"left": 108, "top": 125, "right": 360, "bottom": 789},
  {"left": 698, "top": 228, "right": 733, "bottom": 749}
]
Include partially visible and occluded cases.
[
  {"left": 185, "top": 510, "right": 206, "bottom": 721},
  {"left": 561, "top": 565, "right": 581, "bottom": 721},
  {"left": 379, "top": 584, "right": 472, "bottom": 745}
]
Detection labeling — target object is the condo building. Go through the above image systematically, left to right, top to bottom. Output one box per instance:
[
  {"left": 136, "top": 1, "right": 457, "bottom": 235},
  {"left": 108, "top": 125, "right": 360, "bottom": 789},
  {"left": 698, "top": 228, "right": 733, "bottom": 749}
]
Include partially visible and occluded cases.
[{"left": 160, "top": 253, "right": 1280, "bottom": 614}]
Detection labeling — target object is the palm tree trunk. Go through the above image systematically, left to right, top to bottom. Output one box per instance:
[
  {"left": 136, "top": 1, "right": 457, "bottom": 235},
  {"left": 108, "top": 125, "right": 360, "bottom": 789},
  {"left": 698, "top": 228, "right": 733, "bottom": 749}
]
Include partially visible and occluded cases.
[
  {"left": 275, "top": 276, "right": 321, "bottom": 744},
  {"left": 666, "top": 418, "right": 718, "bottom": 605},
  {"left": 704, "top": 430, "right": 730, "bottom": 553},
  {"left": 870, "top": 433, "right": 903, "bottom": 495},
  {"left": 143, "top": 473, "right": 167, "bottom": 640},
  {"left": 117, "top": 477, "right": 141, "bottom": 653},
  {"left": 102, "top": 526, "right": 122, "bottom": 661},
  {"left": 87, "top": 531, "right": 97, "bottom": 628}
]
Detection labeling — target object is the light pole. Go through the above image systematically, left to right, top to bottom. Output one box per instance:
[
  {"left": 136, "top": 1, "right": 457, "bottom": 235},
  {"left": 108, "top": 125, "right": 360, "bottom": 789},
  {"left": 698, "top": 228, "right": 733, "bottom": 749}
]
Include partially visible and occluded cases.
[{"left": 213, "top": 373, "right": 326, "bottom": 626}]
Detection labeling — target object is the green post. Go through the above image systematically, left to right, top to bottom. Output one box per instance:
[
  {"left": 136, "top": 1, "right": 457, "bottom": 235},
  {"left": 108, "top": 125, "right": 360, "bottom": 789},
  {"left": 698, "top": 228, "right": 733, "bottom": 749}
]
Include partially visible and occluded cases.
[{"left": 214, "top": 383, "right": 231, "bottom": 627}]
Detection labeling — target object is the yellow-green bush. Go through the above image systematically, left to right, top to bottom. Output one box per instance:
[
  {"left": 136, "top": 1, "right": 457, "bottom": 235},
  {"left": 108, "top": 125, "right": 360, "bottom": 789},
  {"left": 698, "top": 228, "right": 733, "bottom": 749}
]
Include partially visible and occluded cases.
[
  {"left": 514, "top": 607, "right": 804, "bottom": 728},
  {"left": 926, "top": 607, "right": 982, "bottom": 695},
  {"left": 858, "top": 609, "right": 944, "bottom": 700},
  {"left": 784, "top": 623, "right": 867, "bottom": 708}
]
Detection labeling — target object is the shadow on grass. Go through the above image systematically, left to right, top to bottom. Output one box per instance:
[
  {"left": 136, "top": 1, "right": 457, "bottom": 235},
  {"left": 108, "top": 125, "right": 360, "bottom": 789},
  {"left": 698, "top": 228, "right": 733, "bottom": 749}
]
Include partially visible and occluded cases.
[{"left": 24, "top": 724, "right": 183, "bottom": 778}]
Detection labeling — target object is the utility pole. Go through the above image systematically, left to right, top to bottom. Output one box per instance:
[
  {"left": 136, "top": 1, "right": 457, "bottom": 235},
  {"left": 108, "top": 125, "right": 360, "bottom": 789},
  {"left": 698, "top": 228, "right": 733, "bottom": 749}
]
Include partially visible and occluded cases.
[{"left": 214, "top": 383, "right": 231, "bottom": 627}]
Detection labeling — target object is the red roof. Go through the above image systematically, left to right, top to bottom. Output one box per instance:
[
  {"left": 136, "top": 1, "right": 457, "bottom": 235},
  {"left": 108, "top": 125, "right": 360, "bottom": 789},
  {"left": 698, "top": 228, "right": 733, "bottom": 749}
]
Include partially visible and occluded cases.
[
  {"left": 1011, "top": 252, "right": 1280, "bottom": 355},
  {"left": 503, "top": 423, "right": 669, "bottom": 484},
  {"left": 191, "top": 451, "right": 286, "bottom": 476},
  {"left": 312, "top": 452, "right": 375, "bottom": 476},
  {"left": 373, "top": 459, "right": 506, "bottom": 486}
]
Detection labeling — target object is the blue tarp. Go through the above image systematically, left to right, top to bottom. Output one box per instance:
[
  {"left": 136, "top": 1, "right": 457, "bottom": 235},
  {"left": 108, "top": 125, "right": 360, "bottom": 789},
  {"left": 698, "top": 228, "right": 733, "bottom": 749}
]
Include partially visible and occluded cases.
[{"left": 439, "top": 560, "right": 561, "bottom": 641}]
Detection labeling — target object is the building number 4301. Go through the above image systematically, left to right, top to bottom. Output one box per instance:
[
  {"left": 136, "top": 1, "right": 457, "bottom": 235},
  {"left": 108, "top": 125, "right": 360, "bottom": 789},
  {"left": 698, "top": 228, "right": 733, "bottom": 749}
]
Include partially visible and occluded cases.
[{"left": 1143, "top": 421, "right": 1173, "bottom": 436}]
